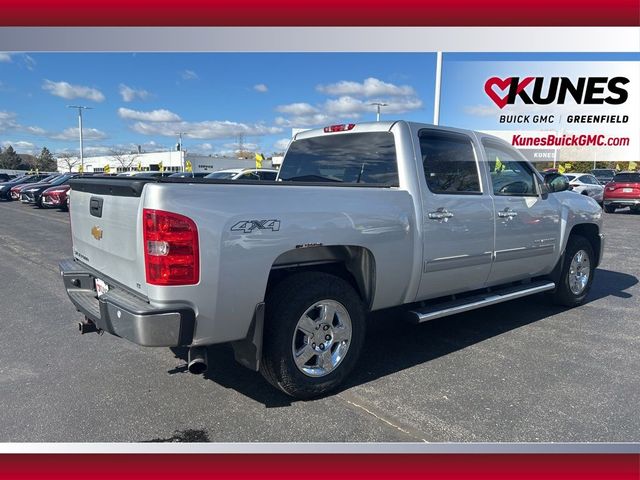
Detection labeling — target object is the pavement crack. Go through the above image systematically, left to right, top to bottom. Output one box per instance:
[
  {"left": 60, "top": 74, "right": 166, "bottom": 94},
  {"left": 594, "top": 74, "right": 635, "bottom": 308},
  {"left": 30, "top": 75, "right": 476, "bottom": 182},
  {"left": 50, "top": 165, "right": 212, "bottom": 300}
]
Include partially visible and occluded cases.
[{"left": 337, "top": 392, "right": 428, "bottom": 442}]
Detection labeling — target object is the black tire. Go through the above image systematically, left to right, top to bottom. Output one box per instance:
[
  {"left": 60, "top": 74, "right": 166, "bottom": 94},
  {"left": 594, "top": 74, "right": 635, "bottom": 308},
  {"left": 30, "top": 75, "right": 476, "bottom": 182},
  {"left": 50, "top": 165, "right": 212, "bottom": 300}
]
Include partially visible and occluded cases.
[
  {"left": 604, "top": 205, "right": 616, "bottom": 213},
  {"left": 551, "top": 235, "right": 595, "bottom": 307},
  {"left": 260, "top": 271, "right": 366, "bottom": 399}
]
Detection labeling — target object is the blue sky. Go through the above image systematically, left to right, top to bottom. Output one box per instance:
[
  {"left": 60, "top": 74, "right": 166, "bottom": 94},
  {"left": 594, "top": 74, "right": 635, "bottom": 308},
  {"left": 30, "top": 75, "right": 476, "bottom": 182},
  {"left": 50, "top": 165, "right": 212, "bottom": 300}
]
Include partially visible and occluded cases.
[
  {"left": 0, "top": 51, "right": 637, "bottom": 158},
  {"left": 0, "top": 52, "right": 436, "bottom": 157}
]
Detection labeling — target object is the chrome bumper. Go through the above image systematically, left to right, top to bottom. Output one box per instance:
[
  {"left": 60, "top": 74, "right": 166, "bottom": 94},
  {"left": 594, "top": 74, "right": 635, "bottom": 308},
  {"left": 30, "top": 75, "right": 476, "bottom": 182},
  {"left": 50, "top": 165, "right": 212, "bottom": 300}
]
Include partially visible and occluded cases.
[
  {"left": 604, "top": 198, "right": 640, "bottom": 206},
  {"left": 59, "top": 259, "right": 195, "bottom": 347}
]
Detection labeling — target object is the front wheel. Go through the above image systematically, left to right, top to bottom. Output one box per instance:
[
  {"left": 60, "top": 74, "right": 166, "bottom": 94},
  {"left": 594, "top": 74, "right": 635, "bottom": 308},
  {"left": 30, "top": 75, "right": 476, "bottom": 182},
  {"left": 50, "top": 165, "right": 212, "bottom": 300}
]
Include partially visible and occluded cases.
[
  {"left": 551, "top": 235, "right": 595, "bottom": 307},
  {"left": 260, "top": 271, "right": 366, "bottom": 399}
]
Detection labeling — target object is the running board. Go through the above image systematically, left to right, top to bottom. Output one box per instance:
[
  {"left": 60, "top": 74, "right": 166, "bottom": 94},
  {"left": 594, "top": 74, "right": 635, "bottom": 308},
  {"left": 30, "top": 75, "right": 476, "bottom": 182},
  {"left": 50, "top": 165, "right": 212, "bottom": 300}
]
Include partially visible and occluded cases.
[{"left": 409, "top": 281, "right": 556, "bottom": 324}]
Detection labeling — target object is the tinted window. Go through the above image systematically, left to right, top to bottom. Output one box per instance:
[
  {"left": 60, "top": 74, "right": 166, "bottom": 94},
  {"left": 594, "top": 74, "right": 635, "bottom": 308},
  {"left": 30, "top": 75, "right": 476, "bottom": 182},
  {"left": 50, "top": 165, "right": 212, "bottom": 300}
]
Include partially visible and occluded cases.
[
  {"left": 419, "top": 131, "right": 481, "bottom": 194},
  {"left": 279, "top": 132, "right": 398, "bottom": 185},
  {"left": 483, "top": 141, "right": 538, "bottom": 196},
  {"left": 206, "top": 171, "right": 238, "bottom": 179},
  {"left": 260, "top": 171, "right": 277, "bottom": 180},
  {"left": 239, "top": 172, "right": 261, "bottom": 181},
  {"left": 613, "top": 173, "right": 640, "bottom": 183}
]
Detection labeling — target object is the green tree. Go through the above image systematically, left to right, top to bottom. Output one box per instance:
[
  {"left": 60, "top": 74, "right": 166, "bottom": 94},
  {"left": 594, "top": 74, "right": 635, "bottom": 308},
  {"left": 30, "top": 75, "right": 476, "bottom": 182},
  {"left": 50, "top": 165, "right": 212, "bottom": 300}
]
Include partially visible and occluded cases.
[
  {"left": 0, "top": 144, "right": 22, "bottom": 170},
  {"left": 37, "top": 147, "right": 57, "bottom": 172}
]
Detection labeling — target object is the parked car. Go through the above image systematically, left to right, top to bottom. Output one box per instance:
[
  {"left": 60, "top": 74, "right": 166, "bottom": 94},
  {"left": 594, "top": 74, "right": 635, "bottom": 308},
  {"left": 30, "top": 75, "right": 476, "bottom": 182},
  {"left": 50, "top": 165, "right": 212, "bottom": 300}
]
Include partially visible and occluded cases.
[
  {"left": 61, "top": 121, "right": 603, "bottom": 399},
  {"left": 205, "top": 168, "right": 278, "bottom": 181},
  {"left": 591, "top": 168, "right": 617, "bottom": 185},
  {"left": 603, "top": 171, "right": 640, "bottom": 213},
  {"left": 168, "top": 172, "right": 210, "bottom": 179},
  {"left": 0, "top": 173, "right": 17, "bottom": 182},
  {"left": 565, "top": 173, "right": 604, "bottom": 204},
  {"left": 0, "top": 174, "right": 51, "bottom": 200},
  {"left": 11, "top": 174, "right": 62, "bottom": 200},
  {"left": 20, "top": 174, "right": 76, "bottom": 207},
  {"left": 41, "top": 184, "right": 71, "bottom": 210}
]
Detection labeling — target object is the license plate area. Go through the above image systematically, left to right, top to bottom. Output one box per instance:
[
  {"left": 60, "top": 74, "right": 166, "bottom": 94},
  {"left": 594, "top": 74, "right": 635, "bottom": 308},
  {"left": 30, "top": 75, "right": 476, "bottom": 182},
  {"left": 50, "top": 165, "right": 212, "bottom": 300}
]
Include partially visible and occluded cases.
[
  {"left": 622, "top": 188, "right": 633, "bottom": 193},
  {"left": 95, "top": 277, "right": 110, "bottom": 297}
]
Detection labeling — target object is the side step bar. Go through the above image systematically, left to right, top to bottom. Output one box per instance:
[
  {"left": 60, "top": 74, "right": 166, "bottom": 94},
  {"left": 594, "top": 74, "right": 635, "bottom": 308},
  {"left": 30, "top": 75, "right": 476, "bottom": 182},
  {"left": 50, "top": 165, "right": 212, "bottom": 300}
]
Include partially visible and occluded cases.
[{"left": 409, "top": 281, "right": 555, "bottom": 324}]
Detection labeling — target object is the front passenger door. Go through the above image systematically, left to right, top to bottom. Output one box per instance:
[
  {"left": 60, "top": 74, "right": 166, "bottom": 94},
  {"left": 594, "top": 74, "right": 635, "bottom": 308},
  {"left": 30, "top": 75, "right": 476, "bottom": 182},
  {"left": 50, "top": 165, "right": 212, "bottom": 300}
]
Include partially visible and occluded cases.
[{"left": 482, "top": 140, "right": 561, "bottom": 285}]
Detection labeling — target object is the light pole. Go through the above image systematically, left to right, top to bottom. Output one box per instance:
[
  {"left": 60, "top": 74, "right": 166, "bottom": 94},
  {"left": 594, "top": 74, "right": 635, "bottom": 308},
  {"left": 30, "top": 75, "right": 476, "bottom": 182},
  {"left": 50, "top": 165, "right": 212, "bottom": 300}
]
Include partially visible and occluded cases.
[
  {"left": 370, "top": 102, "right": 388, "bottom": 122},
  {"left": 67, "top": 105, "right": 92, "bottom": 173},
  {"left": 175, "top": 132, "right": 187, "bottom": 171}
]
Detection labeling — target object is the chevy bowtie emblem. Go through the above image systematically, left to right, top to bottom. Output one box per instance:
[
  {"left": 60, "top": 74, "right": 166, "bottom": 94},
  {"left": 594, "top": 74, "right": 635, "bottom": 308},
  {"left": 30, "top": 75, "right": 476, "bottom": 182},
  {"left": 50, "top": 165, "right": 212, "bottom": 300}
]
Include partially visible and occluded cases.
[{"left": 91, "top": 225, "right": 103, "bottom": 240}]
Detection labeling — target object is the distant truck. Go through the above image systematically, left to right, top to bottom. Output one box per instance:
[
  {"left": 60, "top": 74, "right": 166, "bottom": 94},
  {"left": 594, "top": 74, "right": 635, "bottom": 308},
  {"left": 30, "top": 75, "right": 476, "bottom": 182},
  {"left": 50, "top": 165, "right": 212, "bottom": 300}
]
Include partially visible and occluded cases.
[{"left": 61, "top": 121, "right": 604, "bottom": 398}]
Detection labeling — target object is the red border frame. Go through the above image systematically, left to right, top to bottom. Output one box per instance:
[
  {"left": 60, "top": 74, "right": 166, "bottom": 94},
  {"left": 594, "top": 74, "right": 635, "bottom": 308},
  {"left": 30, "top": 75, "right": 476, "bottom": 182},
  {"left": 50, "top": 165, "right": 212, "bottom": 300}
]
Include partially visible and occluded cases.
[
  {"left": 0, "top": 0, "right": 638, "bottom": 26},
  {"left": 0, "top": 454, "right": 638, "bottom": 479}
]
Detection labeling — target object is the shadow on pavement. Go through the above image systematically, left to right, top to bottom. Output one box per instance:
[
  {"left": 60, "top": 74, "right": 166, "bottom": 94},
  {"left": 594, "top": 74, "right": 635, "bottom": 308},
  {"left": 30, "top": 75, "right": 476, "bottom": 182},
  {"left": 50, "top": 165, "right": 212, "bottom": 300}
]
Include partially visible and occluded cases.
[{"left": 170, "top": 268, "right": 637, "bottom": 407}]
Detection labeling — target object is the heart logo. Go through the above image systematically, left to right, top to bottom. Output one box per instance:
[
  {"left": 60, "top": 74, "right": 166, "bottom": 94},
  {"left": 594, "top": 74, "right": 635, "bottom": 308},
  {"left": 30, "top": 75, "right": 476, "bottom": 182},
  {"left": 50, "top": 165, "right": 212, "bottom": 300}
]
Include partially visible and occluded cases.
[{"left": 484, "top": 76, "right": 534, "bottom": 109}]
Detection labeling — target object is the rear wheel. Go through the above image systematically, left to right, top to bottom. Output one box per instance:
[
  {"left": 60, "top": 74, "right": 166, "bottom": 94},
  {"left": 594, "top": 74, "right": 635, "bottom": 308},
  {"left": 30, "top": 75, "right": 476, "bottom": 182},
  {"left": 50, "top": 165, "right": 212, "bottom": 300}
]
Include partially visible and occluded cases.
[
  {"left": 551, "top": 235, "right": 595, "bottom": 307},
  {"left": 260, "top": 271, "right": 366, "bottom": 399}
]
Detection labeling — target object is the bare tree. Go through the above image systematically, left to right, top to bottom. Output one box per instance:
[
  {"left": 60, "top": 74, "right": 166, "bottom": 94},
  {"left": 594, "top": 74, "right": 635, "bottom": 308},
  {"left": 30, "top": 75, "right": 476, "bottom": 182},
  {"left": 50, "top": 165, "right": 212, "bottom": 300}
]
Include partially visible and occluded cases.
[
  {"left": 110, "top": 148, "right": 139, "bottom": 172},
  {"left": 57, "top": 152, "right": 80, "bottom": 172}
]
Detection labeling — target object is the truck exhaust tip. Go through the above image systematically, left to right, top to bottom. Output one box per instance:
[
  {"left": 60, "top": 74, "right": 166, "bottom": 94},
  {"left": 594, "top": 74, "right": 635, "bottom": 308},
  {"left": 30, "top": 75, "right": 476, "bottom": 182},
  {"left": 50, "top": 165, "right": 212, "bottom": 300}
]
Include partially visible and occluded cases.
[{"left": 188, "top": 346, "right": 208, "bottom": 375}]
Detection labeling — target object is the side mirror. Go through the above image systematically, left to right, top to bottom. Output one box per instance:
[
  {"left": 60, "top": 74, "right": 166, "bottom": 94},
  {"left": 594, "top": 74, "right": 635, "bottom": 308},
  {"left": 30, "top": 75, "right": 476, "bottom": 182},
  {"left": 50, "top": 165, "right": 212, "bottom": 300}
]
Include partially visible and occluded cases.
[{"left": 544, "top": 173, "right": 570, "bottom": 193}]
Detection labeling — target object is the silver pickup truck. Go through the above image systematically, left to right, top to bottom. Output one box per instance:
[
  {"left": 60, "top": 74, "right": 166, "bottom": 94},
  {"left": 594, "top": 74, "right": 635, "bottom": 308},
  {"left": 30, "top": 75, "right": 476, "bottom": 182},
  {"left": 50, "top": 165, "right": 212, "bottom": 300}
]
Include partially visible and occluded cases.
[{"left": 61, "top": 121, "right": 604, "bottom": 398}]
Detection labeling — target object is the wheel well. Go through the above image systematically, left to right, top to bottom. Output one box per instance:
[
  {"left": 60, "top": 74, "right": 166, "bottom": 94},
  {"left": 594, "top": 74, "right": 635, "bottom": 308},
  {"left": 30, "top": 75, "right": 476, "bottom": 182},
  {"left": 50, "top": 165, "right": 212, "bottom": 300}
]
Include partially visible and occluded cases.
[
  {"left": 569, "top": 223, "right": 601, "bottom": 265},
  {"left": 266, "top": 246, "right": 376, "bottom": 310}
]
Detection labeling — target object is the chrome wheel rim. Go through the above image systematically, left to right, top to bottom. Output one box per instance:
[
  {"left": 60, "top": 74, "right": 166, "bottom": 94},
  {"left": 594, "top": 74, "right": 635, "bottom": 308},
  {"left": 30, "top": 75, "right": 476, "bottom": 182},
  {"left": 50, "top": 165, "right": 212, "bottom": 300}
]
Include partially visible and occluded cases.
[
  {"left": 569, "top": 249, "right": 591, "bottom": 295},
  {"left": 291, "top": 300, "right": 352, "bottom": 378}
]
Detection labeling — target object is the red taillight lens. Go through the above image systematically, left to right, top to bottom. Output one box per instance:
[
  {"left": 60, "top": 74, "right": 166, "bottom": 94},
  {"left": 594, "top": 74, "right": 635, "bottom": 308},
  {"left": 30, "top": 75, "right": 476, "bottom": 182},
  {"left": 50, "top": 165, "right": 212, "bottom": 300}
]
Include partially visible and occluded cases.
[
  {"left": 323, "top": 123, "right": 356, "bottom": 133},
  {"left": 143, "top": 209, "right": 199, "bottom": 286}
]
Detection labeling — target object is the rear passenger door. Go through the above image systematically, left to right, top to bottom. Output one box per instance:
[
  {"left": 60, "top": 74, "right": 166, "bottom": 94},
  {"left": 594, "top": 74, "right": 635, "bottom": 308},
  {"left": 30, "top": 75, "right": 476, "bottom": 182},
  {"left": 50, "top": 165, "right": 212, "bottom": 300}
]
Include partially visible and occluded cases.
[
  {"left": 416, "top": 129, "right": 495, "bottom": 301},
  {"left": 481, "top": 139, "right": 560, "bottom": 285}
]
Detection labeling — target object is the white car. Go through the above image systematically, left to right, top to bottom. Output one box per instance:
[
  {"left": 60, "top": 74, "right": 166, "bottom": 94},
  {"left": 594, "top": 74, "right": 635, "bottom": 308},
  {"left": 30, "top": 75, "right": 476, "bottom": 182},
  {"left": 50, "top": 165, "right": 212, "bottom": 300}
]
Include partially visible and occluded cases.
[
  {"left": 205, "top": 168, "right": 278, "bottom": 181},
  {"left": 565, "top": 173, "right": 604, "bottom": 204}
]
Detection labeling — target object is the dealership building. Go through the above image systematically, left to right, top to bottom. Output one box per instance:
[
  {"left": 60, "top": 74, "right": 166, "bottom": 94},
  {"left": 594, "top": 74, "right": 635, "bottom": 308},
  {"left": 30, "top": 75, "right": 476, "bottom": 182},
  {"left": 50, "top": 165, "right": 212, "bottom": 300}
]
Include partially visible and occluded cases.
[{"left": 56, "top": 151, "right": 271, "bottom": 174}]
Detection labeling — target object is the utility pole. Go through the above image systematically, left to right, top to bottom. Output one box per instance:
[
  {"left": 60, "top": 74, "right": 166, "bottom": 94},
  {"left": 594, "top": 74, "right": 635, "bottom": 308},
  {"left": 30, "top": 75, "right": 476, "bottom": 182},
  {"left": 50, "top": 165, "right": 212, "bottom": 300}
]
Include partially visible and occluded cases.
[
  {"left": 370, "top": 102, "right": 388, "bottom": 122},
  {"left": 67, "top": 105, "right": 92, "bottom": 173}
]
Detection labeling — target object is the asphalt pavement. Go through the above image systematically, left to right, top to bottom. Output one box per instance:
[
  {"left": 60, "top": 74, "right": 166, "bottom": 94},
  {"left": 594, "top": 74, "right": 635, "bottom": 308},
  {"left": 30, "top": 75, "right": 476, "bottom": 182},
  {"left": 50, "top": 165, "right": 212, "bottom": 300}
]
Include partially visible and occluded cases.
[{"left": 0, "top": 200, "right": 638, "bottom": 442}]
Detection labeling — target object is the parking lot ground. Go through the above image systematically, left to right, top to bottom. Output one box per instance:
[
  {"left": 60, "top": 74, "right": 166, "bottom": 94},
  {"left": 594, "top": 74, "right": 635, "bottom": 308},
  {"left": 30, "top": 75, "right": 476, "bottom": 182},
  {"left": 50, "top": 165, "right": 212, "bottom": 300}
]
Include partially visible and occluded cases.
[{"left": 0, "top": 200, "right": 638, "bottom": 442}]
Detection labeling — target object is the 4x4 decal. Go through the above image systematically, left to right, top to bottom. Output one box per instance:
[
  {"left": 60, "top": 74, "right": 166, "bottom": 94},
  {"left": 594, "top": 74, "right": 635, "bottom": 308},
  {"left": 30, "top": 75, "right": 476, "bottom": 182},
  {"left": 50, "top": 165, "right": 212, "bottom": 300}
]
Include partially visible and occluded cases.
[{"left": 230, "top": 219, "right": 281, "bottom": 233}]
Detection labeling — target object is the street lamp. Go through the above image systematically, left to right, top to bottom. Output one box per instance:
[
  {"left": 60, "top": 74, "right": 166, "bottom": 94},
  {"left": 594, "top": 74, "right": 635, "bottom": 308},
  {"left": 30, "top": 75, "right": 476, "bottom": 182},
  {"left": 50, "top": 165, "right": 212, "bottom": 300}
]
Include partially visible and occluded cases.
[
  {"left": 370, "top": 102, "right": 388, "bottom": 122},
  {"left": 67, "top": 105, "right": 93, "bottom": 173},
  {"left": 175, "top": 132, "right": 187, "bottom": 171}
]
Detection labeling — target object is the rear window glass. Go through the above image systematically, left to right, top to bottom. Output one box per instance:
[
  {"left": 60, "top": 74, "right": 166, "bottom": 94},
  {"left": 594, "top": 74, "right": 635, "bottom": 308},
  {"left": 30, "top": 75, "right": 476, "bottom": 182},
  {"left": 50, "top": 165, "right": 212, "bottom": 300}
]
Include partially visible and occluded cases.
[
  {"left": 279, "top": 132, "right": 398, "bottom": 185},
  {"left": 613, "top": 173, "right": 640, "bottom": 182}
]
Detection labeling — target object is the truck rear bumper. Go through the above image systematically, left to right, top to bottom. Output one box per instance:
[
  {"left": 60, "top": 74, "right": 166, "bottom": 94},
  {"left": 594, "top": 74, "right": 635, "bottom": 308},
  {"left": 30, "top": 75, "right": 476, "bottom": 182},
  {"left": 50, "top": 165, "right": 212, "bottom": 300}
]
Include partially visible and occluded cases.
[
  {"left": 604, "top": 198, "right": 640, "bottom": 207},
  {"left": 59, "top": 259, "right": 195, "bottom": 347}
]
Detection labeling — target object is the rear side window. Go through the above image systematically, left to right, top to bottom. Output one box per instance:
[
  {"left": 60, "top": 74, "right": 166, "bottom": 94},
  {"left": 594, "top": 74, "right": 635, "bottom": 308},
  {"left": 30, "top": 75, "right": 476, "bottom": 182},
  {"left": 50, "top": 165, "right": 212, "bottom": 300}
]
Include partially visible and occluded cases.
[
  {"left": 419, "top": 130, "right": 481, "bottom": 194},
  {"left": 279, "top": 132, "right": 398, "bottom": 185},
  {"left": 613, "top": 173, "right": 640, "bottom": 182}
]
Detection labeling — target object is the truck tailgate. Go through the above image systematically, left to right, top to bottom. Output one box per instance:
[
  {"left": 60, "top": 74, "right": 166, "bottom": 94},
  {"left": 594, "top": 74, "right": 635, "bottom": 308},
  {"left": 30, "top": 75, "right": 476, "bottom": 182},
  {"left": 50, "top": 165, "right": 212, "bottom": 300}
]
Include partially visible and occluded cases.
[{"left": 69, "top": 177, "right": 149, "bottom": 296}]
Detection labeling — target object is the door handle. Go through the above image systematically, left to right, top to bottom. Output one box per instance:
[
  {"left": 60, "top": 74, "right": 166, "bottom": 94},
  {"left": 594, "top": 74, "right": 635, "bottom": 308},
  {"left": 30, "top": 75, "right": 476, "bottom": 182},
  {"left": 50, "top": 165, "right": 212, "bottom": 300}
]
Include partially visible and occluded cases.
[
  {"left": 497, "top": 208, "right": 518, "bottom": 218},
  {"left": 428, "top": 209, "right": 454, "bottom": 220}
]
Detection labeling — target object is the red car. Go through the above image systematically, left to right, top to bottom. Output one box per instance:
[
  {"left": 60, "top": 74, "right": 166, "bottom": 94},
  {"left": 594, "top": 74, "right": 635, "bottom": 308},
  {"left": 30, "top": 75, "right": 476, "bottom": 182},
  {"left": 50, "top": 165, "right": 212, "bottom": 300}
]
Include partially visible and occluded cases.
[
  {"left": 603, "top": 171, "right": 640, "bottom": 213},
  {"left": 9, "top": 174, "right": 60, "bottom": 200},
  {"left": 41, "top": 185, "right": 71, "bottom": 210}
]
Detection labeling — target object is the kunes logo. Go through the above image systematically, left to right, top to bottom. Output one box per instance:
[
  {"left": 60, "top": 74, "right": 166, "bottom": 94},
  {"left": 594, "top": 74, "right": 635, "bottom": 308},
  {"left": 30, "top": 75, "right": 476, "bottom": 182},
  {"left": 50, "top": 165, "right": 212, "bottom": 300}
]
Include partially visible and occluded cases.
[{"left": 484, "top": 77, "right": 630, "bottom": 109}]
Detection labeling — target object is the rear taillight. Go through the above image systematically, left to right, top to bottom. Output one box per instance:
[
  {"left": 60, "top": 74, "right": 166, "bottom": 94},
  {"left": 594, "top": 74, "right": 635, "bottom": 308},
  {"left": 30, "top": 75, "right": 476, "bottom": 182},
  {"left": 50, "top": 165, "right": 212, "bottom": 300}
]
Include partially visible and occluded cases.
[
  {"left": 323, "top": 123, "right": 355, "bottom": 133},
  {"left": 143, "top": 209, "right": 200, "bottom": 286}
]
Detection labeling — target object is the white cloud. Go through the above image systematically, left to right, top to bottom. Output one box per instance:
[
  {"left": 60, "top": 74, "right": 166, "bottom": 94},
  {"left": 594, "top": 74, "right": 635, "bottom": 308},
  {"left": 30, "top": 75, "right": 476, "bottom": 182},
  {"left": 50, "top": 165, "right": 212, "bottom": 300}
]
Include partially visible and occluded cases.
[
  {"left": 0, "top": 53, "right": 12, "bottom": 63},
  {"left": 24, "top": 55, "right": 36, "bottom": 71},
  {"left": 181, "top": 70, "right": 199, "bottom": 80},
  {"left": 317, "top": 77, "right": 416, "bottom": 98},
  {"left": 42, "top": 80, "right": 105, "bottom": 102},
  {"left": 119, "top": 84, "right": 150, "bottom": 102},
  {"left": 253, "top": 84, "right": 268, "bottom": 93},
  {"left": 276, "top": 103, "right": 318, "bottom": 116},
  {"left": 118, "top": 107, "right": 181, "bottom": 122},
  {"left": 0, "top": 111, "right": 19, "bottom": 131},
  {"left": 275, "top": 113, "right": 331, "bottom": 128},
  {"left": 131, "top": 120, "right": 282, "bottom": 140},
  {"left": 23, "top": 126, "right": 47, "bottom": 135},
  {"left": 51, "top": 127, "right": 107, "bottom": 141},
  {"left": 274, "top": 138, "right": 291, "bottom": 151},
  {"left": 2, "top": 140, "right": 35, "bottom": 152}
]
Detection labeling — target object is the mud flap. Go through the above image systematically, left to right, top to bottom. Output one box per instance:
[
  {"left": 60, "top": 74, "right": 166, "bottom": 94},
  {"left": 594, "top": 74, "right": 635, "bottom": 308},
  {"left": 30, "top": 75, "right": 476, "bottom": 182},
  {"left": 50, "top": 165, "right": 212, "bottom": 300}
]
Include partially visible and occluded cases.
[{"left": 231, "top": 303, "right": 264, "bottom": 371}]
